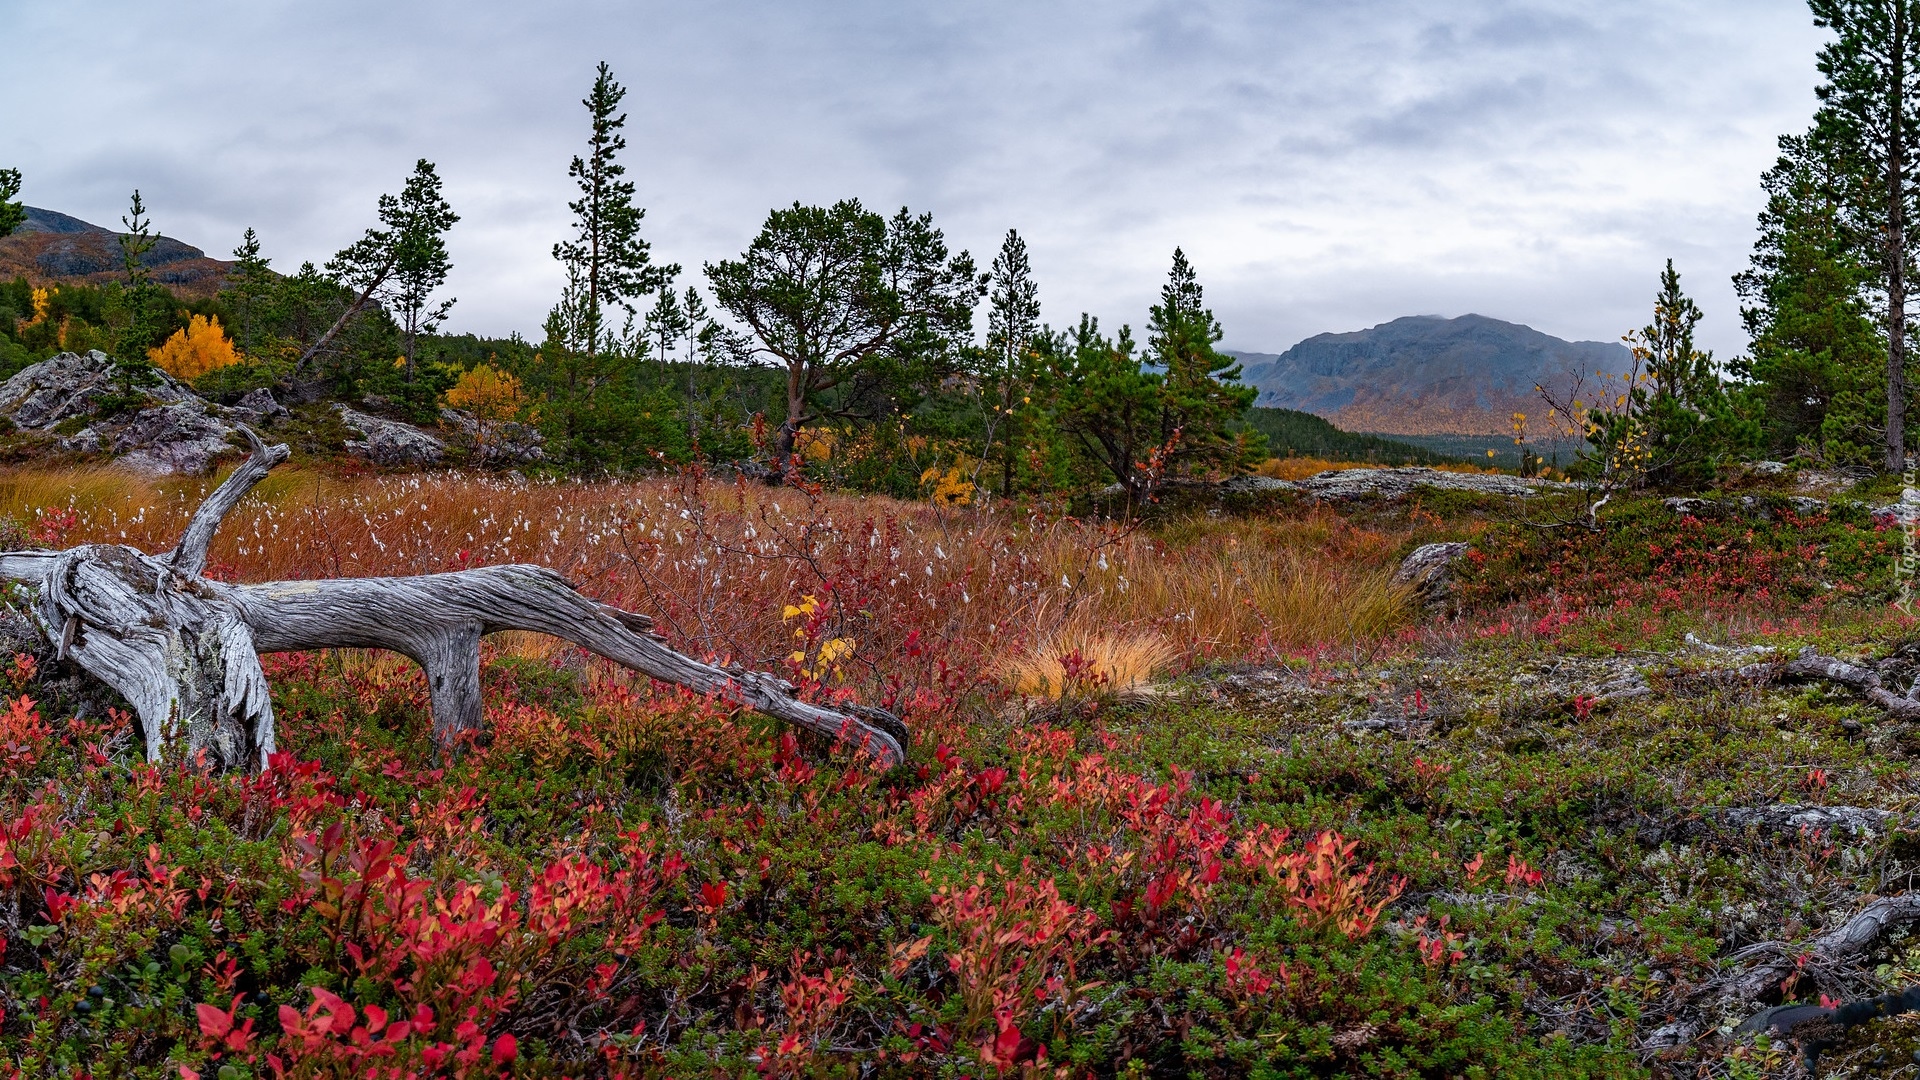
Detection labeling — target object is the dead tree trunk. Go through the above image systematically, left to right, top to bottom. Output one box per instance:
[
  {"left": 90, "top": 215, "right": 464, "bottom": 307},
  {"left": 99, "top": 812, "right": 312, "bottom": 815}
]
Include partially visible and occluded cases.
[{"left": 0, "top": 430, "right": 906, "bottom": 771}]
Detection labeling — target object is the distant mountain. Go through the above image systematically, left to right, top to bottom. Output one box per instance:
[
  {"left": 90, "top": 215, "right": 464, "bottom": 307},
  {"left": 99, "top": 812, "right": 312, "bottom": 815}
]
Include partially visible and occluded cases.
[
  {"left": 0, "top": 207, "right": 234, "bottom": 297},
  {"left": 1227, "top": 314, "right": 1632, "bottom": 437}
]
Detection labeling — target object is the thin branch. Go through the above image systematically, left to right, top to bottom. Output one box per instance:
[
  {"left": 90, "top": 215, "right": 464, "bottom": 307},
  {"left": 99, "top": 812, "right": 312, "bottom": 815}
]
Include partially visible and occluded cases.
[{"left": 169, "top": 427, "right": 290, "bottom": 579}]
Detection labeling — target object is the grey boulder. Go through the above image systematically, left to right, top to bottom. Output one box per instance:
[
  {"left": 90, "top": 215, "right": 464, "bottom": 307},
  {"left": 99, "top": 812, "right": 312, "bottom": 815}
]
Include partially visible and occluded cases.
[
  {"left": 334, "top": 405, "right": 446, "bottom": 468},
  {"left": 1392, "top": 541, "right": 1470, "bottom": 613}
]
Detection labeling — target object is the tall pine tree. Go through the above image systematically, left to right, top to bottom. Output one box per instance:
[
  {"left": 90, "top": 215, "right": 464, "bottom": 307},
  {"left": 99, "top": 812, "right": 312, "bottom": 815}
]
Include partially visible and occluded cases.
[
  {"left": 1809, "top": 0, "right": 1920, "bottom": 468},
  {"left": 552, "top": 62, "right": 673, "bottom": 365},
  {"left": 1734, "top": 131, "right": 1885, "bottom": 464},
  {"left": 386, "top": 160, "right": 459, "bottom": 381},
  {"left": 983, "top": 229, "right": 1041, "bottom": 495},
  {"left": 1143, "top": 249, "right": 1263, "bottom": 478}
]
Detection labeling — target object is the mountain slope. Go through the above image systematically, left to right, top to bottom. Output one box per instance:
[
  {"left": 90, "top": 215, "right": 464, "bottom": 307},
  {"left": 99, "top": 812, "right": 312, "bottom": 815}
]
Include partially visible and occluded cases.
[
  {"left": 0, "top": 207, "right": 234, "bottom": 297},
  {"left": 1228, "top": 314, "right": 1632, "bottom": 436},
  {"left": 1241, "top": 407, "right": 1469, "bottom": 466}
]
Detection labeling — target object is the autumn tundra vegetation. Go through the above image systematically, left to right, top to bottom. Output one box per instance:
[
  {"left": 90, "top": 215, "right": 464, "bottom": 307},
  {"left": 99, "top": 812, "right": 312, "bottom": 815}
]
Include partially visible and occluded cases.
[{"left": 5, "top": 7, "right": 1920, "bottom": 1079}]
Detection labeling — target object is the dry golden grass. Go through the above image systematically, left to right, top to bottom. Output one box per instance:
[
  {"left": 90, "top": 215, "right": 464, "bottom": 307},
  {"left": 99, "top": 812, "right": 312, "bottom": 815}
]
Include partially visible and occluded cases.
[
  {"left": 0, "top": 465, "right": 1419, "bottom": 690},
  {"left": 997, "top": 627, "right": 1177, "bottom": 700}
]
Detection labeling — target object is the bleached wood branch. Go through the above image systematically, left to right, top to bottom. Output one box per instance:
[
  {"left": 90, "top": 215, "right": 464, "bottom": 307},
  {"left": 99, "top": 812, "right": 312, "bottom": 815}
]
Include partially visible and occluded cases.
[{"left": 170, "top": 426, "right": 289, "bottom": 579}]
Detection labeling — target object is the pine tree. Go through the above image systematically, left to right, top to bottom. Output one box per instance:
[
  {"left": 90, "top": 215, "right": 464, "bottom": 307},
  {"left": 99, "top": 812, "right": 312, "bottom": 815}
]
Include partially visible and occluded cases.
[
  {"left": 1809, "top": 0, "right": 1920, "bottom": 469},
  {"left": 552, "top": 63, "right": 674, "bottom": 364},
  {"left": 1734, "top": 131, "right": 1885, "bottom": 463},
  {"left": 309, "top": 159, "right": 456, "bottom": 382},
  {"left": 386, "top": 160, "right": 459, "bottom": 381},
  {"left": 0, "top": 169, "right": 23, "bottom": 238},
  {"left": 113, "top": 190, "right": 171, "bottom": 366},
  {"left": 119, "top": 190, "right": 155, "bottom": 286},
  {"left": 706, "top": 199, "right": 982, "bottom": 473},
  {"left": 227, "top": 228, "right": 277, "bottom": 359},
  {"left": 984, "top": 229, "right": 1041, "bottom": 495},
  {"left": 1143, "top": 249, "right": 1263, "bottom": 478},
  {"left": 1041, "top": 252, "right": 1264, "bottom": 499},
  {"left": 1591, "top": 262, "right": 1753, "bottom": 490},
  {"left": 644, "top": 285, "right": 689, "bottom": 372}
]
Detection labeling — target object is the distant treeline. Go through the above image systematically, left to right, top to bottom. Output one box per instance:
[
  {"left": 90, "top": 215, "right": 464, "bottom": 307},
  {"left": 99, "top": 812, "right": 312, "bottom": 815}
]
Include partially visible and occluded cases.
[{"left": 1240, "top": 408, "right": 1470, "bottom": 466}]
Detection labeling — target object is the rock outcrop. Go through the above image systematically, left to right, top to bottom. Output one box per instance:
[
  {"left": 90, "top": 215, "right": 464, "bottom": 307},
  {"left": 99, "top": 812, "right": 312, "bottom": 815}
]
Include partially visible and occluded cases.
[
  {"left": 0, "top": 351, "right": 250, "bottom": 474},
  {"left": 228, "top": 388, "right": 290, "bottom": 427},
  {"left": 334, "top": 405, "right": 446, "bottom": 468},
  {"left": 438, "top": 408, "right": 546, "bottom": 467},
  {"left": 1296, "top": 467, "right": 1568, "bottom": 501},
  {"left": 1664, "top": 495, "right": 1829, "bottom": 521}
]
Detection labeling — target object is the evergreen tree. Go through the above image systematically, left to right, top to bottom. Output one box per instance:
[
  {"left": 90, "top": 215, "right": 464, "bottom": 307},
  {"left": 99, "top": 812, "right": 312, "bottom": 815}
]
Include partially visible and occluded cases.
[
  {"left": 1808, "top": 0, "right": 1920, "bottom": 468},
  {"left": 552, "top": 62, "right": 674, "bottom": 364},
  {"left": 1734, "top": 132, "right": 1885, "bottom": 463},
  {"left": 309, "top": 159, "right": 456, "bottom": 386},
  {"left": 386, "top": 160, "right": 459, "bottom": 381},
  {"left": 0, "top": 169, "right": 23, "bottom": 238},
  {"left": 119, "top": 190, "right": 155, "bottom": 286},
  {"left": 113, "top": 191, "right": 171, "bottom": 366},
  {"left": 706, "top": 199, "right": 983, "bottom": 473},
  {"left": 227, "top": 228, "right": 277, "bottom": 359},
  {"left": 983, "top": 229, "right": 1042, "bottom": 495},
  {"left": 1144, "top": 248, "right": 1264, "bottom": 477},
  {"left": 1041, "top": 252, "right": 1263, "bottom": 498},
  {"left": 1590, "top": 262, "right": 1753, "bottom": 490},
  {"left": 644, "top": 284, "right": 689, "bottom": 371},
  {"left": 678, "top": 287, "right": 712, "bottom": 363},
  {"left": 1043, "top": 315, "right": 1160, "bottom": 495}
]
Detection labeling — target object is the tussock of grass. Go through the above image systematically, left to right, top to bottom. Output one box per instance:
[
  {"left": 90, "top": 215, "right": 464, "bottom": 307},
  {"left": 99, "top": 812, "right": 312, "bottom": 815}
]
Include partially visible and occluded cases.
[{"left": 997, "top": 628, "right": 1176, "bottom": 699}]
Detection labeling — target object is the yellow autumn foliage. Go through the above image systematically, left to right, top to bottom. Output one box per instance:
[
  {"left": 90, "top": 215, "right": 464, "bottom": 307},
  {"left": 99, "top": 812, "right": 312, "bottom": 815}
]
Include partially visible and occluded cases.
[
  {"left": 148, "top": 315, "right": 242, "bottom": 380},
  {"left": 443, "top": 363, "right": 525, "bottom": 422},
  {"left": 919, "top": 457, "right": 976, "bottom": 506}
]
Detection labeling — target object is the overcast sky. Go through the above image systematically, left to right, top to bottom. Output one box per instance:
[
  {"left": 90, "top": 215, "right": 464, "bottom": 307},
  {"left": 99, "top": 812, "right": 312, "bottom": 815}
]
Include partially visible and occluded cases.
[{"left": 3, "top": 1, "right": 1826, "bottom": 359}]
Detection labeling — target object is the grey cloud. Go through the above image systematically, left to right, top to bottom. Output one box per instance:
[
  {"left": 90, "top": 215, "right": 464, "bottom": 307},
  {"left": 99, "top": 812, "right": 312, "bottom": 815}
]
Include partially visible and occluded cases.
[{"left": 0, "top": 0, "right": 1830, "bottom": 360}]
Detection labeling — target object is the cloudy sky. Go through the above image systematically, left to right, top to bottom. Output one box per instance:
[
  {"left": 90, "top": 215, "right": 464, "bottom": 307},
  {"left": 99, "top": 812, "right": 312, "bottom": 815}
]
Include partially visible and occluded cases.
[{"left": 4, "top": 1, "right": 1825, "bottom": 359}]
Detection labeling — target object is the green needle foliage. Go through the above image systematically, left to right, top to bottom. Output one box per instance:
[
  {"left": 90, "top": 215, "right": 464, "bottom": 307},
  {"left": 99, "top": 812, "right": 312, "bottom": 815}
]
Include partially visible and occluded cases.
[
  {"left": 0, "top": 169, "right": 23, "bottom": 238},
  {"left": 706, "top": 199, "right": 983, "bottom": 476},
  {"left": 1043, "top": 250, "right": 1263, "bottom": 498}
]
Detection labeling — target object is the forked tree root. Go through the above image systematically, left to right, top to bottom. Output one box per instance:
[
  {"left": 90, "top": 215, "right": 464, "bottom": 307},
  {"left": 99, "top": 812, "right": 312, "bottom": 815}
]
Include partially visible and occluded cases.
[
  {"left": 0, "top": 429, "right": 905, "bottom": 771},
  {"left": 1715, "top": 893, "right": 1920, "bottom": 1007}
]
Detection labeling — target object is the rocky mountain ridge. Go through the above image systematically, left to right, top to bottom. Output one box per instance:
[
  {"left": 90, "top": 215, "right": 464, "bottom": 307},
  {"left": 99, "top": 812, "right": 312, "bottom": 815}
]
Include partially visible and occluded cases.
[
  {"left": 0, "top": 207, "right": 235, "bottom": 297},
  {"left": 1228, "top": 314, "right": 1633, "bottom": 437}
]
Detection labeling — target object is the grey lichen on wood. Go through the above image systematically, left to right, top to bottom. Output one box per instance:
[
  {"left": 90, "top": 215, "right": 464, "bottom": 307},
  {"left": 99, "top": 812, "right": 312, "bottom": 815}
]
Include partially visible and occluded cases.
[{"left": 0, "top": 430, "right": 905, "bottom": 771}]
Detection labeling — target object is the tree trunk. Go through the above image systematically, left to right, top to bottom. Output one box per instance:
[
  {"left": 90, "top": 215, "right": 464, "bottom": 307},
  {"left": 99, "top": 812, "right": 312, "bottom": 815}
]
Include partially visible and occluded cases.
[
  {"left": 1891, "top": 10, "right": 1910, "bottom": 473},
  {"left": 772, "top": 359, "right": 807, "bottom": 479},
  {"left": 0, "top": 430, "right": 905, "bottom": 771}
]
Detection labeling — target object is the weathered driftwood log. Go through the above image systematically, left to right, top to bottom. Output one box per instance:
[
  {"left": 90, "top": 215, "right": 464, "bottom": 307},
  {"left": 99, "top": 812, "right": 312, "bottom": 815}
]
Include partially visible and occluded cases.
[{"left": 0, "top": 429, "right": 906, "bottom": 771}]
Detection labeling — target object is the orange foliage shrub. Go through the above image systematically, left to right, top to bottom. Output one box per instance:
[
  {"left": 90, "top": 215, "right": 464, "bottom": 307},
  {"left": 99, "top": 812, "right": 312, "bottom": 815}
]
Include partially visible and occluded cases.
[
  {"left": 149, "top": 314, "right": 242, "bottom": 380},
  {"left": 443, "top": 364, "right": 525, "bottom": 422}
]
